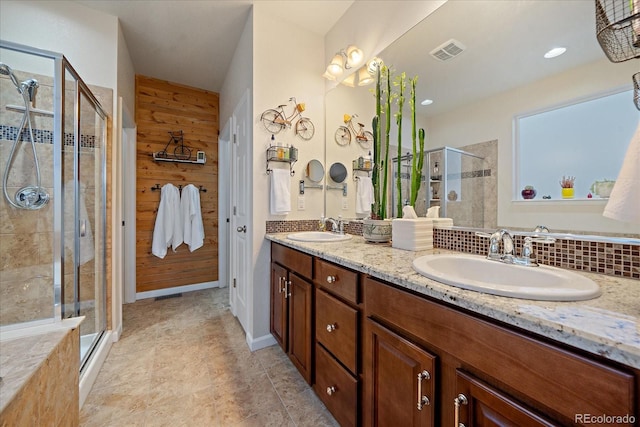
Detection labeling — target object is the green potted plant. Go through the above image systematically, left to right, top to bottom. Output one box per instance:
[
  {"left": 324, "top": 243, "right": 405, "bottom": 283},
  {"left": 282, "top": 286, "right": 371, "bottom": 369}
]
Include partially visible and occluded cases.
[
  {"left": 363, "top": 64, "right": 393, "bottom": 242},
  {"left": 390, "top": 75, "right": 431, "bottom": 251}
]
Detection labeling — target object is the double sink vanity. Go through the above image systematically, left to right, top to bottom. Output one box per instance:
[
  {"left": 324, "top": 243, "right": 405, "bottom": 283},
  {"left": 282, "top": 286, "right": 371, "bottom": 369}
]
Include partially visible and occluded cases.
[{"left": 267, "top": 230, "right": 639, "bottom": 426}]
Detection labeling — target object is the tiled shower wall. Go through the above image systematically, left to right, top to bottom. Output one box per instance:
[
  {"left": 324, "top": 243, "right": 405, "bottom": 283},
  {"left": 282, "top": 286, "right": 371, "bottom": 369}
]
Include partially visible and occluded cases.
[
  {"left": 0, "top": 70, "right": 109, "bottom": 326},
  {"left": 1, "top": 71, "right": 56, "bottom": 324},
  {"left": 265, "top": 221, "right": 639, "bottom": 280}
]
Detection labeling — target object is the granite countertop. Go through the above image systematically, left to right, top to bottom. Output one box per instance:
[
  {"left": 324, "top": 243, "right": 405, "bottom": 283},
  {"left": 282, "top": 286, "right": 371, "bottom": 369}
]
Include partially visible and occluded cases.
[{"left": 266, "top": 233, "right": 640, "bottom": 370}]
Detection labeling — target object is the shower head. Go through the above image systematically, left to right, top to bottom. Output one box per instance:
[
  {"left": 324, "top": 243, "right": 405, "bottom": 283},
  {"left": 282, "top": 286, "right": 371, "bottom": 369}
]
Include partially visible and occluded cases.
[
  {"left": 0, "top": 62, "right": 21, "bottom": 91},
  {"left": 20, "top": 78, "right": 39, "bottom": 102}
]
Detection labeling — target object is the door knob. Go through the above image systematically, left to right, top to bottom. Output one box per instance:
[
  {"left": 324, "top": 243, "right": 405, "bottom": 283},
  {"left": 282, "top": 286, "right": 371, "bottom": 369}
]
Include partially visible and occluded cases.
[{"left": 236, "top": 225, "right": 247, "bottom": 233}]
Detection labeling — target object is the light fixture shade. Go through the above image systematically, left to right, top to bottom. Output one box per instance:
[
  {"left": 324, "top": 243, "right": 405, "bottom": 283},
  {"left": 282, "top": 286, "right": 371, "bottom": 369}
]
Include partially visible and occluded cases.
[
  {"left": 346, "top": 45, "right": 364, "bottom": 67},
  {"left": 327, "top": 53, "right": 344, "bottom": 76},
  {"left": 367, "top": 57, "right": 383, "bottom": 74},
  {"left": 357, "top": 67, "right": 374, "bottom": 86},
  {"left": 322, "top": 69, "right": 336, "bottom": 81},
  {"left": 341, "top": 73, "right": 356, "bottom": 87}
]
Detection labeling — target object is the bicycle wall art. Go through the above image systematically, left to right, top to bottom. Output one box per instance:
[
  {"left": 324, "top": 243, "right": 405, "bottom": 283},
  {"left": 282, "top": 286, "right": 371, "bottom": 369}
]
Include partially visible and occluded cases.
[
  {"left": 260, "top": 97, "right": 315, "bottom": 140},
  {"left": 335, "top": 113, "right": 373, "bottom": 149}
]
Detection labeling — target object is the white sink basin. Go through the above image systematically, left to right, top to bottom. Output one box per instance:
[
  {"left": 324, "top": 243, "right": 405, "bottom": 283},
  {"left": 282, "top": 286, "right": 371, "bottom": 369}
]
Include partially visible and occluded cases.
[
  {"left": 287, "top": 231, "right": 352, "bottom": 242},
  {"left": 412, "top": 254, "right": 601, "bottom": 301}
]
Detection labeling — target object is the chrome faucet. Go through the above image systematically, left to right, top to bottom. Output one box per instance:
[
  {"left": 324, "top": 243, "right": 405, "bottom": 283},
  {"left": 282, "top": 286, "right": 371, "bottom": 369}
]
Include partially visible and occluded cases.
[
  {"left": 326, "top": 217, "right": 344, "bottom": 234},
  {"left": 477, "top": 228, "right": 555, "bottom": 267},
  {"left": 488, "top": 229, "right": 515, "bottom": 261}
]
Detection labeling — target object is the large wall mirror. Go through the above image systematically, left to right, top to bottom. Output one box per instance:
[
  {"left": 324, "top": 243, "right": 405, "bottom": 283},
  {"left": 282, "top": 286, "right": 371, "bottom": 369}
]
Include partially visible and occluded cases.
[{"left": 325, "top": 0, "right": 639, "bottom": 238}]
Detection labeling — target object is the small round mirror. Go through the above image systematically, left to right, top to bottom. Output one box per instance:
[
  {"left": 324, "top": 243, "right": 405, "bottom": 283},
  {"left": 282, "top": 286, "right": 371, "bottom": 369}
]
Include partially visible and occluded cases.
[
  {"left": 306, "top": 159, "right": 324, "bottom": 183},
  {"left": 329, "top": 162, "right": 348, "bottom": 183}
]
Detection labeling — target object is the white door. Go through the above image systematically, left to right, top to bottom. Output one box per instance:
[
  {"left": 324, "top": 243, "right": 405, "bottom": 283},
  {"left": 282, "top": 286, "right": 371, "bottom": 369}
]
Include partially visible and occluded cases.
[
  {"left": 230, "top": 90, "right": 251, "bottom": 331},
  {"left": 123, "top": 125, "right": 137, "bottom": 304}
]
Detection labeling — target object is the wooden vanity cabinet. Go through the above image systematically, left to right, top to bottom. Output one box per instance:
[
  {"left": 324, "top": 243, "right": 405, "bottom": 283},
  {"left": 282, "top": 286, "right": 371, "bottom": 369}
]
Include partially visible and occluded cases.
[
  {"left": 270, "top": 242, "right": 638, "bottom": 427},
  {"left": 270, "top": 243, "right": 313, "bottom": 383},
  {"left": 313, "top": 258, "right": 361, "bottom": 427},
  {"left": 363, "top": 275, "right": 637, "bottom": 426},
  {"left": 363, "top": 319, "right": 436, "bottom": 427},
  {"left": 454, "top": 370, "right": 557, "bottom": 426}
]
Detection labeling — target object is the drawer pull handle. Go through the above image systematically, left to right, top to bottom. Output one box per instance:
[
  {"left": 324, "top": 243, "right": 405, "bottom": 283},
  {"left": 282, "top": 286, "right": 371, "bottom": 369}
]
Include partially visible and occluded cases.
[
  {"left": 326, "top": 275, "right": 337, "bottom": 283},
  {"left": 278, "top": 276, "right": 286, "bottom": 293},
  {"left": 326, "top": 323, "right": 337, "bottom": 332},
  {"left": 417, "top": 370, "right": 431, "bottom": 410},
  {"left": 326, "top": 385, "right": 337, "bottom": 396},
  {"left": 454, "top": 393, "right": 468, "bottom": 427}
]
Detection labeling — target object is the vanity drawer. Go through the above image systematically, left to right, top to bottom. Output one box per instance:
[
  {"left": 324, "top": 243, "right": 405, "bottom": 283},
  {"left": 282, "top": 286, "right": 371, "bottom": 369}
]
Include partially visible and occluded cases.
[
  {"left": 271, "top": 243, "right": 312, "bottom": 279},
  {"left": 314, "top": 258, "right": 358, "bottom": 304},
  {"left": 316, "top": 289, "right": 358, "bottom": 374},
  {"left": 314, "top": 343, "right": 359, "bottom": 427}
]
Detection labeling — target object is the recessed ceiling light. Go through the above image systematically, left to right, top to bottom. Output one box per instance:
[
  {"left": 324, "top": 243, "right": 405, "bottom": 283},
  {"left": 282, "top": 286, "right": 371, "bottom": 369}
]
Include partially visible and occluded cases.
[
  {"left": 544, "top": 47, "right": 566, "bottom": 59},
  {"left": 421, "top": 99, "right": 433, "bottom": 106}
]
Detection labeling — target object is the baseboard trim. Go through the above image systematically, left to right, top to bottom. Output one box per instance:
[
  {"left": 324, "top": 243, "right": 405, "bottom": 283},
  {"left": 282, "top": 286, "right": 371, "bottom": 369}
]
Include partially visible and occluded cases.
[
  {"left": 135, "top": 281, "right": 219, "bottom": 300},
  {"left": 79, "top": 330, "right": 113, "bottom": 409},
  {"left": 246, "top": 332, "right": 277, "bottom": 352}
]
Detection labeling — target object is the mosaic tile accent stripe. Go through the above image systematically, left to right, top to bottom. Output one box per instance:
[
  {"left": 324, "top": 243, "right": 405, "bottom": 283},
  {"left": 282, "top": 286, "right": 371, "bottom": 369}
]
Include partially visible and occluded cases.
[
  {"left": 1, "top": 125, "right": 96, "bottom": 148},
  {"left": 395, "top": 169, "right": 491, "bottom": 181},
  {"left": 266, "top": 219, "right": 363, "bottom": 236},
  {"left": 267, "top": 222, "right": 639, "bottom": 279},
  {"left": 433, "top": 228, "right": 640, "bottom": 280}
]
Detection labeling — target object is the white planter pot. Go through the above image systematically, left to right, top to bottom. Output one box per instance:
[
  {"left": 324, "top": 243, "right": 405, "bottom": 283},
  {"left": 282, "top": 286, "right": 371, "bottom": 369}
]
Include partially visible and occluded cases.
[{"left": 363, "top": 219, "right": 392, "bottom": 243}]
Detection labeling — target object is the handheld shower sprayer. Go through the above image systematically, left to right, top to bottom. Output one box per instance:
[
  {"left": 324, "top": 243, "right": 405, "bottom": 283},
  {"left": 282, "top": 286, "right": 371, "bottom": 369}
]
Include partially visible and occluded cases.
[
  {"left": 0, "top": 62, "right": 20, "bottom": 89},
  {"left": 1, "top": 62, "right": 49, "bottom": 209}
]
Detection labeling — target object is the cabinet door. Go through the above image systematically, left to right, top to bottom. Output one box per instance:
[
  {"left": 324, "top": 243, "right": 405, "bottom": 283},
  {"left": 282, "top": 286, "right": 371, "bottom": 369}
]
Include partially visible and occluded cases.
[
  {"left": 270, "top": 262, "right": 288, "bottom": 350},
  {"left": 288, "top": 272, "right": 313, "bottom": 384},
  {"left": 364, "top": 319, "right": 436, "bottom": 427},
  {"left": 453, "top": 370, "right": 557, "bottom": 427}
]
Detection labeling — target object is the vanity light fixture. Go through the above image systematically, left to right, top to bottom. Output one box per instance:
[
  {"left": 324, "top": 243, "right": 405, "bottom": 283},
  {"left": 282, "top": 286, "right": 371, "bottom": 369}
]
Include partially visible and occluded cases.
[
  {"left": 324, "top": 45, "right": 365, "bottom": 80},
  {"left": 346, "top": 45, "right": 364, "bottom": 67},
  {"left": 544, "top": 47, "right": 567, "bottom": 59},
  {"left": 357, "top": 67, "right": 374, "bottom": 86},
  {"left": 341, "top": 73, "right": 356, "bottom": 87}
]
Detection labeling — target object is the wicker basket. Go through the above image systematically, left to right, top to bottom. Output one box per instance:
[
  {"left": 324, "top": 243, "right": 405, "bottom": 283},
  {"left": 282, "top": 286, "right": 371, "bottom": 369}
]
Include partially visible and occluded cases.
[{"left": 596, "top": 0, "right": 640, "bottom": 62}]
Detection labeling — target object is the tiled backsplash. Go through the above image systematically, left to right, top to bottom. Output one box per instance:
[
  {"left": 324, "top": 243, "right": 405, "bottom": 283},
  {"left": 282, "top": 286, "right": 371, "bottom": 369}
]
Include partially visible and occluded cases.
[{"left": 266, "top": 220, "right": 639, "bottom": 280}]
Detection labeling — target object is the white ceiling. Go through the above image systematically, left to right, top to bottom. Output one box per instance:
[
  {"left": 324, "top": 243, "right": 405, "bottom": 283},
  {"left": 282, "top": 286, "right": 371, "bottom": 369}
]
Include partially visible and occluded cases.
[{"left": 77, "top": 0, "right": 354, "bottom": 92}]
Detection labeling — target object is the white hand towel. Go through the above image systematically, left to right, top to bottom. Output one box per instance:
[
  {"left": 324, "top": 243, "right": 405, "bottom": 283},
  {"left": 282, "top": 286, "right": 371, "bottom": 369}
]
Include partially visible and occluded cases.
[
  {"left": 603, "top": 120, "right": 640, "bottom": 224},
  {"left": 270, "top": 169, "right": 291, "bottom": 215},
  {"left": 356, "top": 176, "right": 374, "bottom": 215},
  {"left": 152, "top": 183, "right": 183, "bottom": 258},
  {"left": 181, "top": 184, "right": 205, "bottom": 252}
]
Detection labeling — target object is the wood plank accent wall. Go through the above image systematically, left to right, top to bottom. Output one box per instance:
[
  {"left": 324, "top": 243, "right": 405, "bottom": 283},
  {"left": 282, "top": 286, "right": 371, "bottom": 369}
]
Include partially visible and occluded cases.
[{"left": 135, "top": 75, "right": 219, "bottom": 293}]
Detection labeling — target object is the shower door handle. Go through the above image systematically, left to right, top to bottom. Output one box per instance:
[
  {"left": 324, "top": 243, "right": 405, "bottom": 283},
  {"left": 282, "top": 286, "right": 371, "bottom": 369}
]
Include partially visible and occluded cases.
[{"left": 80, "top": 220, "right": 87, "bottom": 237}]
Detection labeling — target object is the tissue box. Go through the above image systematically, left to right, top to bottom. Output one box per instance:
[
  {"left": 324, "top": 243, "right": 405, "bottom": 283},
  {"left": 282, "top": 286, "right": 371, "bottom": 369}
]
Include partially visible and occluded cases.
[{"left": 392, "top": 218, "right": 434, "bottom": 251}]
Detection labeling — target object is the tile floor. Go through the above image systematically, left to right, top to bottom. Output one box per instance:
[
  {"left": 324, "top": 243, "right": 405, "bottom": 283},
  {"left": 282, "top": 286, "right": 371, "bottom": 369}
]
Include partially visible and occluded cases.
[{"left": 80, "top": 287, "right": 338, "bottom": 426}]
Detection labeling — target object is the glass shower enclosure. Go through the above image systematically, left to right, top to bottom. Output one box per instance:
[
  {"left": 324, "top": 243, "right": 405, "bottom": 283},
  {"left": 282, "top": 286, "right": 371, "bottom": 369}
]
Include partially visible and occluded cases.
[
  {"left": 0, "top": 40, "right": 107, "bottom": 370},
  {"left": 392, "top": 146, "right": 486, "bottom": 227}
]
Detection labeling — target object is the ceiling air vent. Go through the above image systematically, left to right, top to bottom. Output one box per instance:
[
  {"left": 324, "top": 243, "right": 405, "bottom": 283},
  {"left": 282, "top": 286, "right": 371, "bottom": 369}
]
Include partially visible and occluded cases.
[{"left": 430, "top": 39, "right": 466, "bottom": 61}]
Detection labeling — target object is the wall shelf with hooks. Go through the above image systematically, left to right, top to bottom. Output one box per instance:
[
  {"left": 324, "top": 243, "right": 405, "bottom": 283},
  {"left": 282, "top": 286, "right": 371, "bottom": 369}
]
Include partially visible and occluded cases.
[
  {"left": 266, "top": 145, "right": 298, "bottom": 176},
  {"left": 150, "top": 183, "right": 207, "bottom": 193}
]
